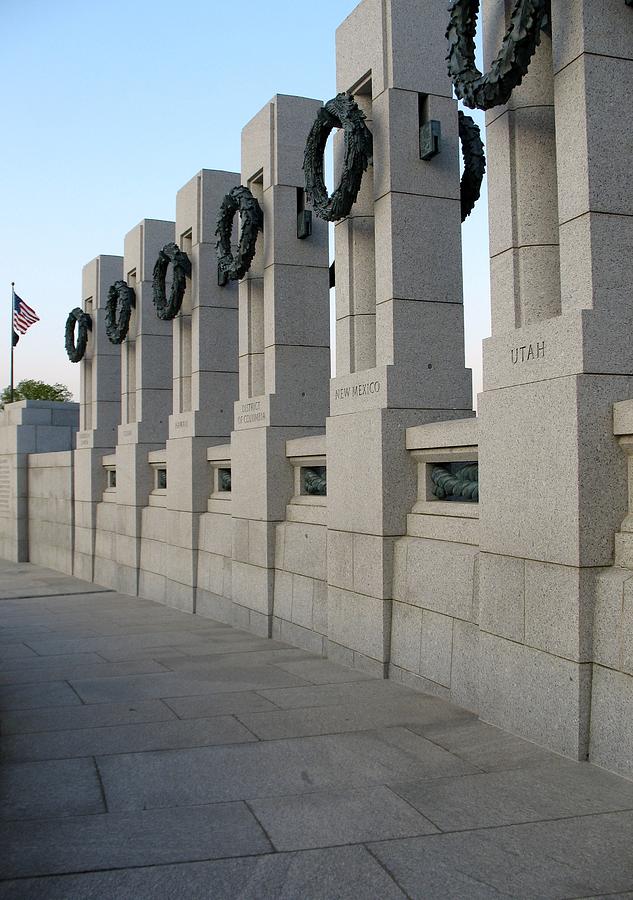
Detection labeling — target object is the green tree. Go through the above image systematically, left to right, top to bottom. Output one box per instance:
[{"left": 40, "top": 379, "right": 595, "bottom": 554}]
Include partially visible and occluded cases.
[{"left": 1, "top": 380, "right": 73, "bottom": 407}]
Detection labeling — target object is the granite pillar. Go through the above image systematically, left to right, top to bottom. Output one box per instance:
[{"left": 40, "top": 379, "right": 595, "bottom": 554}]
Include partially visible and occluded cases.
[
  {"left": 326, "top": 0, "right": 473, "bottom": 676},
  {"left": 478, "top": 0, "right": 633, "bottom": 758},
  {"left": 231, "top": 94, "right": 330, "bottom": 636},
  {"left": 156, "top": 170, "right": 240, "bottom": 612},
  {"left": 94, "top": 219, "right": 175, "bottom": 595},
  {"left": 73, "top": 255, "right": 123, "bottom": 581}
]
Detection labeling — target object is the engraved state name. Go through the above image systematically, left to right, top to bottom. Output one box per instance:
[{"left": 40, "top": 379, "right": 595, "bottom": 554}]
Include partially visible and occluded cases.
[
  {"left": 511, "top": 342, "right": 544, "bottom": 364},
  {"left": 334, "top": 380, "right": 381, "bottom": 401},
  {"left": 236, "top": 400, "right": 266, "bottom": 426}
]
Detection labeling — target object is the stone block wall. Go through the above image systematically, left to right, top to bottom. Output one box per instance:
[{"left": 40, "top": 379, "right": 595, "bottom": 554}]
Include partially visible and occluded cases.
[
  {"left": 586, "top": 400, "right": 633, "bottom": 779},
  {"left": 0, "top": 401, "right": 78, "bottom": 563},
  {"left": 389, "top": 418, "right": 480, "bottom": 711},
  {"left": 272, "top": 436, "right": 328, "bottom": 655},
  {"left": 195, "top": 444, "right": 234, "bottom": 623},
  {"left": 27, "top": 451, "right": 75, "bottom": 575},
  {"left": 93, "top": 497, "right": 119, "bottom": 590},
  {"left": 138, "top": 505, "right": 169, "bottom": 605},
  {"left": 140, "top": 508, "right": 202, "bottom": 613},
  {"left": 197, "top": 510, "right": 233, "bottom": 622}
]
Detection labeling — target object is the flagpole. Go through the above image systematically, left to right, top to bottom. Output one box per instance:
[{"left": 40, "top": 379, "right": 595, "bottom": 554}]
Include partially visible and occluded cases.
[{"left": 10, "top": 282, "right": 15, "bottom": 404}]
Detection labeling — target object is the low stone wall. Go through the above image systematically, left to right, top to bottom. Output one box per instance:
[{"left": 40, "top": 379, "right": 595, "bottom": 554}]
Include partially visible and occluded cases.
[
  {"left": 0, "top": 401, "right": 79, "bottom": 562},
  {"left": 587, "top": 401, "right": 633, "bottom": 779},
  {"left": 390, "top": 418, "right": 480, "bottom": 711},
  {"left": 272, "top": 435, "right": 328, "bottom": 654},
  {"left": 195, "top": 445, "right": 233, "bottom": 623},
  {"left": 27, "top": 451, "right": 75, "bottom": 575},
  {"left": 93, "top": 498, "right": 121, "bottom": 591},
  {"left": 140, "top": 507, "right": 201, "bottom": 613},
  {"left": 197, "top": 510, "right": 233, "bottom": 622},
  {"left": 273, "top": 519, "right": 328, "bottom": 654},
  {"left": 584, "top": 567, "right": 633, "bottom": 779}
]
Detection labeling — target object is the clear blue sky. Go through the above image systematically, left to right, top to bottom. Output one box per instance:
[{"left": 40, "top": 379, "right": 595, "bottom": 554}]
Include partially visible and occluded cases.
[{"left": 1, "top": 0, "right": 490, "bottom": 403}]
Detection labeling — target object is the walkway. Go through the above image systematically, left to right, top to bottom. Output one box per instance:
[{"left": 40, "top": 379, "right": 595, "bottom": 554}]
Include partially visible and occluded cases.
[{"left": 1, "top": 559, "right": 633, "bottom": 898}]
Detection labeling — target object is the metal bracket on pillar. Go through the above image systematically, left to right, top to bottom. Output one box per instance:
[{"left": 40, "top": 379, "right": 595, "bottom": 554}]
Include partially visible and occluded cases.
[
  {"left": 419, "top": 120, "right": 441, "bottom": 161},
  {"left": 297, "top": 210, "right": 312, "bottom": 240},
  {"left": 217, "top": 264, "right": 229, "bottom": 288}
]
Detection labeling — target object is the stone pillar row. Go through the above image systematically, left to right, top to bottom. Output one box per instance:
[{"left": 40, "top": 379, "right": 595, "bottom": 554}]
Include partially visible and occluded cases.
[
  {"left": 3, "top": 0, "right": 630, "bottom": 775},
  {"left": 72, "top": 0, "right": 472, "bottom": 634}
]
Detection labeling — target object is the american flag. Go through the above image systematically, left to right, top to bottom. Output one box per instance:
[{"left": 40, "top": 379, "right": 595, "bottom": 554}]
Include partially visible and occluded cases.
[{"left": 13, "top": 293, "right": 39, "bottom": 335}]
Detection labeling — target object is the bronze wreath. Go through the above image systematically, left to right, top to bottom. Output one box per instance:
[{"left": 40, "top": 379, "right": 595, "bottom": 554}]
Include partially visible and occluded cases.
[
  {"left": 446, "top": 0, "right": 549, "bottom": 111},
  {"left": 303, "top": 93, "right": 373, "bottom": 222},
  {"left": 459, "top": 111, "right": 486, "bottom": 221},
  {"left": 215, "top": 186, "right": 263, "bottom": 282},
  {"left": 152, "top": 241, "right": 191, "bottom": 320},
  {"left": 105, "top": 280, "right": 135, "bottom": 344},
  {"left": 64, "top": 307, "right": 92, "bottom": 363}
]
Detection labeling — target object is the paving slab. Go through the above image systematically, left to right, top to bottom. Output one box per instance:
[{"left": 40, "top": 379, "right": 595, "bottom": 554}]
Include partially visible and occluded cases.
[
  {"left": 2, "top": 561, "right": 633, "bottom": 896},
  {"left": 0, "top": 564, "right": 111, "bottom": 598},
  {"left": 1, "top": 626, "right": 101, "bottom": 641},
  {"left": 22, "top": 630, "right": 214, "bottom": 657},
  {"left": 0, "top": 644, "right": 38, "bottom": 660},
  {"left": 87, "top": 645, "right": 191, "bottom": 662},
  {"left": 153, "top": 648, "right": 316, "bottom": 669},
  {"left": 0, "top": 651, "right": 106, "bottom": 671},
  {"left": 0, "top": 657, "right": 169, "bottom": 685},
  {"left": 270, "top": 658, "right": 376, "bottom": 684},
  {"left": 69, "top": 666, "right": 311, "bottom": 703},
  {"left": 257, "top": 679, "right": 430, "bottom": 709},
  {"left": 0, "top": 680, "right": 82, "bottom": 710},
  {"left": 164, "top": 691, "right": 279, "bottom": 719},
  {"left": 1, "top": 698, "right": 177, "bottom": 735},
  {"left": 236, "top": 699, "right": 473, "bottom": 740},
  {"left": 1, "top": 714, "right": 256, "bottom": 762},
  {"left": 412, "top": 717, "right": 558, "bottom": 772},
  {"left": 96, "top": 727, "right": 478, "bottom": 812},
  {"left": 0, "top": 757, "right": 104, "bottom": 820},
  {"left": 390, "top": 758, "right": 633, "bottom": 831},
  {"left": 250, "top": 784, "right": 438, "bottom": 850},
  {"left": 0, "top": 802, "right": 271, "bottom": 879},
  {"left": 368, "top": 810, "right": 633, "bottom": 899},
  {"left": 0, "top": 845, "right": 407, "bottom": 900}
]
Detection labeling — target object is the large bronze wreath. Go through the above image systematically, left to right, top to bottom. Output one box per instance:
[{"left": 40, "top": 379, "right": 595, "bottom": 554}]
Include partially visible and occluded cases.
[
  {"left": 446, "top": 0, "right": 549, "bottom": 111},
  {"left": 304, "top": 93, "right": 373, "bottom": 222},
  {"left": 459, "top": 112, "right": 486, "bottom": 221},
  {"left": 215, "top": 186, "right": 263, "bottom": 282},
  {"left": 152, "top": 242, "right": 191, "bottom": 320},
  {"left": 105, "top": 280, "right": 135, "bottom": 344},
  {"left": 64, "top": 307, "right": 92, "bottom": 363}
]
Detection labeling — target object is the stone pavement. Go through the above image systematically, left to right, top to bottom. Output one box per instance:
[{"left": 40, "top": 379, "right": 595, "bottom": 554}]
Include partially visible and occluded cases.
[{"left": 0, "top": 561, "right": 633, "bottom": 899}]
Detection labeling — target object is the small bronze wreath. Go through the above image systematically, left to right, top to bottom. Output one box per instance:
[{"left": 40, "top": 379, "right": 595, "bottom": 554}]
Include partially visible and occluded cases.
[
  {"left": 446, "top": 0, "right": 549, "bottom": 111},
  {"left": 304, "top": 93, "right": 373, "bottom": 222},
  {"left": 459, "top": 112, "right": 486, "bottom": 221},
  {"left": 215, "top": 186, "right": 263, "bottom": 282},
  {"left": 152, "top": 242, "right": 191, "bottom": 320},
  {"left": 105, "top": 280, "right": 135, "bottom": 344},
  {"left": 64, "top": 307, "right": 92, "bottom": 363}
]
